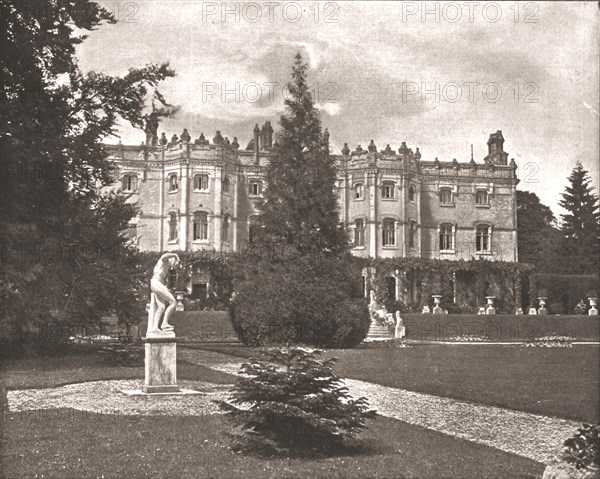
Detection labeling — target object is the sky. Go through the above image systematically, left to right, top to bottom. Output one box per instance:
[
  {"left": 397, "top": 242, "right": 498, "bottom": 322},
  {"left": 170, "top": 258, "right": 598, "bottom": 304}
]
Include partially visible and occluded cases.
[{"left": 76, "top": 1, "right": 599, "bottom": 217}]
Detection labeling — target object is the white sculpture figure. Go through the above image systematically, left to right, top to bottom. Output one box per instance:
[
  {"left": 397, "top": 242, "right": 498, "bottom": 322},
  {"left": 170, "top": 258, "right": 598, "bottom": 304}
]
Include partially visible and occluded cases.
[
  {"left": 147, "top": 253, "right": 181, "bottom": 336},
  {"left": 395, "top": 311, "right": 405, "bottom": 339}
]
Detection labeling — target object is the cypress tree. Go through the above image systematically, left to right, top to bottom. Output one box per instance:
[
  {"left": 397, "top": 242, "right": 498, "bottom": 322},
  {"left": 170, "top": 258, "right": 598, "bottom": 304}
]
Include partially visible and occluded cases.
[
  {"left": 259, "top": 53, "right": 347, "bottom": 256},
  {"left": 559, "top": 162, "right": 600, "bottom": 273}
]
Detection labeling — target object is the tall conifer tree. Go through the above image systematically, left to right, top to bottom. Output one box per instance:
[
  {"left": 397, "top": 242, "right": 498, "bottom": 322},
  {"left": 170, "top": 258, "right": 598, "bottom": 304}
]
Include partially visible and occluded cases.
[
  {"left": 258, "top": 53, "right": 347, "bottom": 256},
  {"left": 559, "top": 162, "right": 600, "bottom": 272}
]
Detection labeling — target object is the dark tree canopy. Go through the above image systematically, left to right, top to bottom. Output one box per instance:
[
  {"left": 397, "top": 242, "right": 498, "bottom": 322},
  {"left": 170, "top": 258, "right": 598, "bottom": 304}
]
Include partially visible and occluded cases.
[
  {"left": 0, "top": 0, "right": 176, "bottom": 340},
  {"left": 257, "top": 53, "right": 348, "bottom": 257},
  {"left": 517, "top": 191, "right": 560, "bottom": 269}
]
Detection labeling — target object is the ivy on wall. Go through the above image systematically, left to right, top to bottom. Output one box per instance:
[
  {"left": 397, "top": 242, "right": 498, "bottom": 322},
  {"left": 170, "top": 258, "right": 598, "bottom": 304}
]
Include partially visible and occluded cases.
[{"left": 357, "top": 257, "right": 535, "bottom": 314}]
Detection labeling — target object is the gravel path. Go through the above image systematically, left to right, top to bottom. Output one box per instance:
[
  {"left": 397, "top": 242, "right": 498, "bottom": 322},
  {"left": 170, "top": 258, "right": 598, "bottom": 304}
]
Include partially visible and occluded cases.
[
  {"left": 7, "top": 347, "right": 582, "bottom": 465},
  {"left": 177, "top": 348, "right": 581, "bottom": 464}
]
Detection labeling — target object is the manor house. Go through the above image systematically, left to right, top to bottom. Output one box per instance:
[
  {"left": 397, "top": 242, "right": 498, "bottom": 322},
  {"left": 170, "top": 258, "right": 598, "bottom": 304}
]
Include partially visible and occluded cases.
[{"left": 106, "top": 124, "right": 519, "bottom": 266}]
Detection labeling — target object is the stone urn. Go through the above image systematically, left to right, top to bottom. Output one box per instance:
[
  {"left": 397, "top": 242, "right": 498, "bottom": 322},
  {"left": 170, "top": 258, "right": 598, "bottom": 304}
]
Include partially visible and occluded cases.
[
  {"left": 175, "top": 291, "right": 186, "bottom": 311},
  {"left": 485, "top": 296, "right": 496, "bottom": 315},
  {"left": 538, "top": 296, "right": 548, "bottom": 315},
  {"left": 589, "top": 297, "right": 598, "bottom": 316}
]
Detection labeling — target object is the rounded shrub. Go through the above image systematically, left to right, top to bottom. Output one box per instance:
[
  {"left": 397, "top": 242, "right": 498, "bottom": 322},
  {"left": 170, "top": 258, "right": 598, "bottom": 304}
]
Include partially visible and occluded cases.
[{"left": 231, "top": 255, "right": 370, "bottom": 348}]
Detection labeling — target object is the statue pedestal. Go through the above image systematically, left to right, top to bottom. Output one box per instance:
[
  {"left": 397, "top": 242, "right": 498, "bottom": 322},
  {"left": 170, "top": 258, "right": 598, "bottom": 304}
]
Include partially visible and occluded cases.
[{"left": 143, "top": 336, "right": 179, "bottom": 393}]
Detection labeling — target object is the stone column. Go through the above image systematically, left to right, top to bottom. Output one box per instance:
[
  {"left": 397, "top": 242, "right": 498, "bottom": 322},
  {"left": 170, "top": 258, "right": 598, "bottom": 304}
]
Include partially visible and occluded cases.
[
  {"left": 179, "top": 162, "right": 189, "bottom": 250},
  {"left": 213, "top": 167, "right": 222, "bottom": 249},
  {"left": 368, "top": 171, "right": 377, "bottom": 257},
  {"left": 232, "top": 172, "right": 238, "bottom": 252},
  {"left": 143, "top": 337, "right": 179, "bottom": 393}
]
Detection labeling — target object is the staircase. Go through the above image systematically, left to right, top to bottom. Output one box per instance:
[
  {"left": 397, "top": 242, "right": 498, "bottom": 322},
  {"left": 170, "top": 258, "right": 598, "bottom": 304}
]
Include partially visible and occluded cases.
[{"left": 365, "top": 322, "right": 395, "bottom": 341}]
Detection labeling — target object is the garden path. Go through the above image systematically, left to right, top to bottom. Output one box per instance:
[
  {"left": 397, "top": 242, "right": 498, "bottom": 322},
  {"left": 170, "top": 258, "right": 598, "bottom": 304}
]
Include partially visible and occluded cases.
[{"left": 177, "top": 348, "right": 582, "bottom": 464}]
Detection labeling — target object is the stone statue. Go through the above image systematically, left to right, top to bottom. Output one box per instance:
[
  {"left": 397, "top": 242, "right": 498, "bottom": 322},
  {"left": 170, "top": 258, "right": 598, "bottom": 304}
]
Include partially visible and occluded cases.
[{"left": 147, "top": 253, "right": 181, "bottom": 336}]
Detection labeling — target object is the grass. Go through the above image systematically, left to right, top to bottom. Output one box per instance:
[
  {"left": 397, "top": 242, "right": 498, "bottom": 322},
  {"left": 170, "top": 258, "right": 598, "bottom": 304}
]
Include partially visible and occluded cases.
[
  {"left": 183, "top": 343, "right": 600, "bottom": 424},
  {"left": 0, "top": 345, "right": 237, "bottom": 390},
  {"left": 328, "top": 345, "right": 600, "bottom": 424},
  {"left": 1, "top": 409, "right": 543, "bottom": 478}
]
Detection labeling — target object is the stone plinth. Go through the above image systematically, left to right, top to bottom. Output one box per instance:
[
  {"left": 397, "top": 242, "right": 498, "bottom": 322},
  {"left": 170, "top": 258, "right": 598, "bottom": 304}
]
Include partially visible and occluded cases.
[{"left": 143, "top": 336, "right": 179, "bottom": 393}]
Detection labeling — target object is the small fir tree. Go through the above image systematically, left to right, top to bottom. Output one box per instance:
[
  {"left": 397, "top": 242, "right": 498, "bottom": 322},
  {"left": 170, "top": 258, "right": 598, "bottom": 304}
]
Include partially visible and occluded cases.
[
  {"left": 258, "top": 53, "right": 348, "bottom": 257},
  {"left": 218, "top": 346, "right": 375, "bottom": 455}
]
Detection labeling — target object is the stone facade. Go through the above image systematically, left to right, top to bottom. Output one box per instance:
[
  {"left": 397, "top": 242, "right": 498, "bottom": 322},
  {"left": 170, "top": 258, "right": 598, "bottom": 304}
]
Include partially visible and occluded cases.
[{"left": 107, "top": 125, "right": 518, "bottom": 262}]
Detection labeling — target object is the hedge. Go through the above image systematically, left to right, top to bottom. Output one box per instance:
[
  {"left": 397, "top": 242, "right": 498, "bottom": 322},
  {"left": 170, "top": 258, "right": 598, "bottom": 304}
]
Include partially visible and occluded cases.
[{"left": 400, "top": 314, "right": 599, "bottom": 341}]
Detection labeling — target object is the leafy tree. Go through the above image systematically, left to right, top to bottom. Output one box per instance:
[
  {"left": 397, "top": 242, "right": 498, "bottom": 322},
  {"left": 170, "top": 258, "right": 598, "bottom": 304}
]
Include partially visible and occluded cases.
[
  {"left": 0, "top": 0, "right": 176, "bottom": 347},
  {"left": 258, "top": 53, "right": 348, "bottom": 257},
  {"left": 559, "top": 163, "right": 600, "bottom": 273},
  {"left": 516, "top": 191, "right": 561, "bottom": 270},
  {"left": 218, "top": 346, "right": 375, "bottom": 455}
]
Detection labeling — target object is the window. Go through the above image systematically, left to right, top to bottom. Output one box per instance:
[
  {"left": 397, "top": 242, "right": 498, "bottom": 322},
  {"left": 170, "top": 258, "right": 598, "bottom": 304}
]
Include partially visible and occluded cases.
[
  {"left": 122, "top": 174, "right": 138, "bottom": 192},
  {"left": 168, "top": 174, "right": 178, "bottom": 192},
  {"left": 194, "top": 174, "right": 209, "bottom": 191},
  {"left": 222, "top": 177, "right": 230, "bottom": 193},
  {"left": 248, "top": 180, "right": 262, "bottom": 196},
  {"left": 382, "top": 182, "right": 395, "bottom": 199},
  {"left": 354, "top": 183, "right": 364, "bottom": 200},
  {"left": 408, "top": 185, "right": 416, "bottom": 202},
  {"left": 439, "top": 187, "right": 453, "bottom": 204},
  {"left": 475, "top": 190, "right": 489, "bottom": 206},
  {"left": 168, "top": 212, "right": 178, "bottom": 242},
  {"left": 193, "top": 212, "right": 208, "bottom": 241},
  {"left": 222, "top": 215, "right": 230, "bottom": 242},
  {"left": 248, "top": 217, "right": 260, "bottom": 244},
  {"left": 354, "top": 219, "right": 365, "bottom": 247},
  {"left": 382, "top": 219, "right": 396, "bottom": 246},
  {"left": 408, "top": 220, "right": 416, "bottom": 248},
  {"left": 439, "top": 224, "right": 454, "bottom": 251},
  {"left": 476, "top": 225, "right": 491, "bottom": 252},
  {"left": 167, "top": 269, "right": 177, "bottom": 290}
]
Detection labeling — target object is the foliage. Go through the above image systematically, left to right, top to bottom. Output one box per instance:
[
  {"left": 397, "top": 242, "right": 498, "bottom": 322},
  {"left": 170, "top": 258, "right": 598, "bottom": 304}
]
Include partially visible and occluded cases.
[
  {"left": 0, "top": 1, "right": 176, "bottom": 344},
  {"left": 257, "top": 53, "right": 348, "bottom": 257},
  {"left": 559, "top": 162, "right": 600, "bottom": 274},
  {"left": 517, "top": 191, "right": 561, "bottom": 271},
  {"left": 231, "top": 254, "right": 370, "bottom": 348},
  {"left": 364, "top": 257, "right": 533, "bottom": 313},
  {"left": 535, "top": 274, "right": 598, "bottom": 315},
  {"left": 522, "top": 335, "right": 574, "bottom": 348},
  {"left": 217, "top": 346, "right": 375, "bottom": 455},
  {"left": 563, "top": 424, "right": 600, "bottom": 470}
]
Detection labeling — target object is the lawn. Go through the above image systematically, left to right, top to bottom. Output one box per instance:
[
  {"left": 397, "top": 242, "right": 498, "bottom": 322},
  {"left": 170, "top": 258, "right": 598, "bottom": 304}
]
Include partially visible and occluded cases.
[
  {"left": 185, "top": 343, "right": 600, "bottom": 424},
  {"left": 0, "top": 345, "right": 237, "bottom": 390},
  {"left": 1, "top": 409, "right": 543, "bottom": 478}
]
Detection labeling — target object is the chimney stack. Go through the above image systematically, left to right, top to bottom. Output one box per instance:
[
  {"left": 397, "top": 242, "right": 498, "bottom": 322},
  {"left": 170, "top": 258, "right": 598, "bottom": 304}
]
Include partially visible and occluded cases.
[{"left": 253, "top": 123, "right": 260, "bottom": 164}]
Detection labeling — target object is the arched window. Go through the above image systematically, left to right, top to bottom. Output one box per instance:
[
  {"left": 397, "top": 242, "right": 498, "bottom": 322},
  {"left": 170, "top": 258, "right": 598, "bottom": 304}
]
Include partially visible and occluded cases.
[
  {"left": 122, "top": 174, "right": 138, "bottom": 192},
  {"left": 168, "top": 174, "right": 178, "bottom": 192},
  {"left": 194, "top": 174, "right": 209, "bottom": 191},
  {"left": 222, "top": 176, "right": 230, "bottom": 193},
  {"left": 248, "top": 180, "right": 262, "bottom": 196},
  {"left": 381, "top": 181, "right": 395, "bottom": 199},
  {"left": 354, "top": 182, "right": 364, "bottom": 200},
  {"left": 408, "top": 185, "right": 416, "bottom": 202},
  {"left": 475, "top": 190, "right": 489, "bottom": 205},
  {"left": 168, "top": 212, "right": 178, "bottom": 242},
  {"left": 193, "top": 212, "right": 208, "bottom": 241},
  {"left": 222, "top": 215, "right": 230, "bottom": 243},
  {"left": 248, "top": 216, "right": 260, "bottom": 244},
  {"left": 354, "top": 219, "right": 365, "bottom": 246},
  {"left": 382, "top": 219, "right": 396, "bottom": 246},
  {"left": 408, "top": 220, "right": 417, "bottom": 248},
  {"left": 476, "top": 225, "right": 491, "bottom": 252}
]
